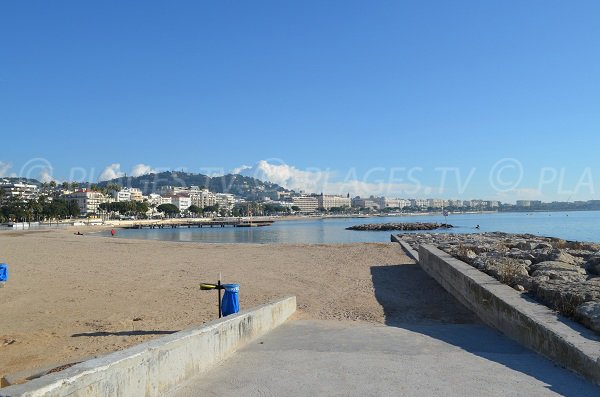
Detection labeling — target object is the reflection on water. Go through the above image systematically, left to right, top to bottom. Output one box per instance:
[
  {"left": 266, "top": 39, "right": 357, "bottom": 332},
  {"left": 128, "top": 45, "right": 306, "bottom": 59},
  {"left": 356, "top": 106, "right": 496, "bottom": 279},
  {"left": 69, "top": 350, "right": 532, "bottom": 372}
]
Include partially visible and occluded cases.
[{"left": 108, "top": 211, "right": 600, "bottom": 244}]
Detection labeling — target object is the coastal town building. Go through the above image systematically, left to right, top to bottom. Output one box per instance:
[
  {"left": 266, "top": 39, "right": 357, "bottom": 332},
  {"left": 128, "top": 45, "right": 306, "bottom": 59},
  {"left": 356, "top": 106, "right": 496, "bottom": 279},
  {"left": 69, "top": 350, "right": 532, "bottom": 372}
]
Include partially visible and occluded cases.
[
  {"left": 0, "top": 181, "right": 38, "bottom": 202},
  {"left": 111, "top": 189, "right": 131, "bottom": 202},
  {"left": 189, "top": 189, "right": 217, "bottom": 209},
  {"left": 64, "top": 190, "right": 106, "bottom": 215},
  {"left": 215, "top": 193, "right": 236, "bottom": 211},
  {"left": 317, "top": 194, "right": 351, "bottom": 210},
  {"left": 159, "top": 196, "right": 173, "bottom": 205},
  {"left": 172, "top": 196, "right": 192, "bottom": 212},
  {"left": 292, "top": 196, "right": 319, "bottom": 213},
  {"left": 351, "top": 197, "right": 379, "bottom": 209},
  {"left": 371, "top": 197, "right": 411, "bottom": 209},
  {"left": 410, "top": 199, "right": 428, "bottom": 208},
  {"left": 427, "top": 199, "right": 445, "bottom": 208},
  {"left": 487, "top": 200, "right": 500, "bottom": 208}
]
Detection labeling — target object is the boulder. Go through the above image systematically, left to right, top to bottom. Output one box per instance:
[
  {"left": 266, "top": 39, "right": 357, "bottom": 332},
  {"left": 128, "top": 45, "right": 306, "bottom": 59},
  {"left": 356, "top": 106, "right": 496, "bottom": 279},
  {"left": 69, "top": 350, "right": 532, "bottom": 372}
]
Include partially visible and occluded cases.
[
  {"left": 584, "top": 256, "right": 600, "bottom": 276},
  {"left": 530, "top": 261, "right": 587, "bottom": 274},
  {"left": 575, "top": 302, "right": 600, "bottom": 333}
]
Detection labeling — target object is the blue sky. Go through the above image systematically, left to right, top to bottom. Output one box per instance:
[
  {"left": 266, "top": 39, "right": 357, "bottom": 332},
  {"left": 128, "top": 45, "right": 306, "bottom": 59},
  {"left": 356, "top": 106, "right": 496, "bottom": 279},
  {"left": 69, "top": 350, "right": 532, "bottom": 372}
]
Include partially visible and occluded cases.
[{"left": 1, "top": 1, "right": 599, "bottom": 202}]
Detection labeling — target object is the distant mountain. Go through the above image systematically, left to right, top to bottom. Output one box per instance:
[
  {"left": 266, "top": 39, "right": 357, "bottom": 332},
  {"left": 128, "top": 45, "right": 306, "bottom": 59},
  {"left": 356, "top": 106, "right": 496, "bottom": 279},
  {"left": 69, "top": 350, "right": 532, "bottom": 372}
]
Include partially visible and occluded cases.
[
  {"left": 97, "top": 171, "right": 289, "bottom": 200},
  {"left": 0, "top": 177, "right": 41, "bottom": 185}
]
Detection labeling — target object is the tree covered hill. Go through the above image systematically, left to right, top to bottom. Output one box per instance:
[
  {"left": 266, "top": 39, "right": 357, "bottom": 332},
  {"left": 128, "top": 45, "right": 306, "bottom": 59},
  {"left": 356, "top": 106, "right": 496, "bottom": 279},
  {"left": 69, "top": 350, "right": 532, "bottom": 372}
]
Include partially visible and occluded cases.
[{"left": 97, "top": 171, "right": 289, "bottom": 200}]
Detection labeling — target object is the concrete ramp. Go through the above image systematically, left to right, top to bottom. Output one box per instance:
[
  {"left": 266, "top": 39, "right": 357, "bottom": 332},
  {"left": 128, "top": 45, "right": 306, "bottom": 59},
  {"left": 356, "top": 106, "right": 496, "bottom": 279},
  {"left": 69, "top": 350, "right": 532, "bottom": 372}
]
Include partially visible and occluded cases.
[{"left": 169, "top": 319, "right": 599, "bottom": 397}]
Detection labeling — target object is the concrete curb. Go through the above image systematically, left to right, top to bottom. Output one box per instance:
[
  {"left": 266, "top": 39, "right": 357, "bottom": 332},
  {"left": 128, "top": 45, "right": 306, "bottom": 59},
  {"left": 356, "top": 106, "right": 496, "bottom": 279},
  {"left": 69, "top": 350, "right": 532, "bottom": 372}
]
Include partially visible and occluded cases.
[
  {"left": 390, "top": 235, "right": 419, "bottom": 261},
  {"left": 417, "top": 244, "right": 600, "bottom": 385},
  {"left": 0, "top": 296, "right": 296, "bottom": 397}
]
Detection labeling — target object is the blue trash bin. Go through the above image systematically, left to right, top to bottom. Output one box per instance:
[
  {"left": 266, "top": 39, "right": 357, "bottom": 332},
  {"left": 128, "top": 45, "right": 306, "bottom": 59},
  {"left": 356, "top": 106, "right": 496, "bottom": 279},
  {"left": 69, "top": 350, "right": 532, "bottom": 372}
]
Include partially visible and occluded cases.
[
  {"left": 0, "top": 264, "right": 7, "bottom": 287},
  {"left": 221, "top": 283, "right": 239, "bottom": 317}
]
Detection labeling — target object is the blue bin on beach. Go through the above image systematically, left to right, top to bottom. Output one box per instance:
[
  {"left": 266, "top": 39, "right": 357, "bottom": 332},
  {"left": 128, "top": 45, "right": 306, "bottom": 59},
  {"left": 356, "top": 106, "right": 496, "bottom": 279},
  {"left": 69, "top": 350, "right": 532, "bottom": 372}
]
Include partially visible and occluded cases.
[
  {"left": 0, "top": 264, "right": 7, "bottom": 284},
  {"left": 221, "top": 284, "right": 240, "bottom": 317}
]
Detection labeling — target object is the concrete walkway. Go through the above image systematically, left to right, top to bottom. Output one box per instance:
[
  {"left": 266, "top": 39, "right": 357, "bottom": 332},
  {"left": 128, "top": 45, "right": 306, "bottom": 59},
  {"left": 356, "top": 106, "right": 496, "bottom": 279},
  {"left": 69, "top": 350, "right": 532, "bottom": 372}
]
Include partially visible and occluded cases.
[{"left": 169, "top": 319, "right": 599, "bottom": 397}]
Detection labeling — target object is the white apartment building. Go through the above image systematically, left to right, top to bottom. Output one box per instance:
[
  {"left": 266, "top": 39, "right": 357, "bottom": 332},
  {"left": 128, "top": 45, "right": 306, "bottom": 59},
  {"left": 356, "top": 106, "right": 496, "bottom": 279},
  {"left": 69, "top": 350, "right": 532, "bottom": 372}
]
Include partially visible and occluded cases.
[
  {"left": 0, "top": 181, "right": 38, "bottom": 202},
  {"left": 159, "top": 186, "right": 190, "bottom": 196},
  {"left": 129, "top": 188, "right": 143, "bottom": 202},
  {"left": 111, "top": 189, "right": 131, "bottom": 202},
  {"left": 189, "top": 189, "right": 216, "bottom": 208},
  {"left": 65, "top": 190, "right": 106, "bottom": 215},
  {"left": 147, "top": 193, "right": 162, "bottom": 206},
  {"left": 215, "top": 193, "right": 235, "bottom": 211},
  {"left": 317, "top": 194, "right": 351, "bottom": 210},
  {"left": 160, "top": 196, "right": 173, "bottom": 205},
  {"left": 172, "top": 196, "right": 191, "bottom": 212},
  {"left": 292, "top": 196, "right": 319, "bottom": 213},
  {"left": 351, "top": 197, "right": 380, "bottom": 209},
  {"left": 371, "top": 197, "right": 410, "bottom": 209},
  {"left": 410, "top": 199, "right": 428, "bottom": 208},
  {"left": 427, "top": 199, "right": 445, "bottom": 208},
  {"left": 447, "top": 200, "right": 463, "bottom": 207},
  {"left": 487, "top": 200, "right": 500, "bottom": 208}
]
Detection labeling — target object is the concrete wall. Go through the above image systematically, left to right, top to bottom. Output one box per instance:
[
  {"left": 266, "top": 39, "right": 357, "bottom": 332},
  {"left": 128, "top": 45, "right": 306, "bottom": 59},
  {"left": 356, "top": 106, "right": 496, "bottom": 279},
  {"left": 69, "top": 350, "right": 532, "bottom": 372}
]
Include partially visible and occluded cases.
[
  {"left": 390, "top": 235, "right": 419, "bottom": 261},
  {"left": 417, "top": 244, "right": 600, "bottom": 385},
  {"left": 0, "top": 296, "right": 296, "bottom": 397}
]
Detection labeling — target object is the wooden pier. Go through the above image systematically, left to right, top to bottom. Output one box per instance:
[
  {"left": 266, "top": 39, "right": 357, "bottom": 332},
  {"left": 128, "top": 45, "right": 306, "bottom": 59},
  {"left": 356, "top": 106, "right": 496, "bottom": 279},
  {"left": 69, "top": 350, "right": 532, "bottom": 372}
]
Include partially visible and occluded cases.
[{"left": 124, "top": 219, "right": 275, "bottom": 229}]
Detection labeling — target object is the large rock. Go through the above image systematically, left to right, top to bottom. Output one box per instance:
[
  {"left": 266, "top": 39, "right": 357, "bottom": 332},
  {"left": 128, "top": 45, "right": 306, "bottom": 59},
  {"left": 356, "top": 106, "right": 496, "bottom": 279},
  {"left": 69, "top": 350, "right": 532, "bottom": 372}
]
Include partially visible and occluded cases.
[
  {"left": 533, "top": 250, "right": 584, "bottom": 266},
  {"left": 584, "top": 256, "right": 600, "bottom": 275},
  {"left": 480, "top": 258, "right": 530, "bottom": 287},
  {"left": 530, "top": 260, "right": 586, "bottom": 274},
  {"left": 530, "top": 278, "right": 600, "bottom": 316},
  {"left": 575, "top": 302, "right": 600, "bottom": 333}
]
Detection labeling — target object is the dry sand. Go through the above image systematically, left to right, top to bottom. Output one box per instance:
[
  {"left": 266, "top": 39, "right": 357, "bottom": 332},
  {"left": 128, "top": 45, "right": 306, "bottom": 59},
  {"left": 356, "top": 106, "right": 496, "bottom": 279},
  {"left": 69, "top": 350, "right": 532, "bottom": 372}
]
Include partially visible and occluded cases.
[{"left": 0, "top": 228, "right": 475, "bottom": 382}]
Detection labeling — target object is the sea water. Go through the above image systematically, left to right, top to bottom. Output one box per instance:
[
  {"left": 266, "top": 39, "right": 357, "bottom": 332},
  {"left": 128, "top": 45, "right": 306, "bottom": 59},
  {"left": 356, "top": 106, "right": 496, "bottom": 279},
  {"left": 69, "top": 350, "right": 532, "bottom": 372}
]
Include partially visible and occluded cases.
[{"left": 108, "top": 211, "right": 600, "bottom": 244}]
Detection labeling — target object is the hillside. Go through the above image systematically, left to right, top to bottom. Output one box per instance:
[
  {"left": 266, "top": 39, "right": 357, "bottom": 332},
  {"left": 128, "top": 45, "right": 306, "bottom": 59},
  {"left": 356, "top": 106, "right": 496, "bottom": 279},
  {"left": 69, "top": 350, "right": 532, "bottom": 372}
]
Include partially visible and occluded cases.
[{"left": 97, "top": 171, "right": 289, "bottom": 200}]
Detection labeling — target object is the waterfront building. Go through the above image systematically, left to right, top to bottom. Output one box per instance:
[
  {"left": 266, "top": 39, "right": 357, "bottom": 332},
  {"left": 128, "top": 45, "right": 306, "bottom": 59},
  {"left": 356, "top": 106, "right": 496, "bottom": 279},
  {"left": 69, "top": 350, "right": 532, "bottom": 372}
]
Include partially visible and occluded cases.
[
  {"left": 0, "top": 181, "right": 38, "bottom": 202},
  {"left": 159, "top": 186, "right": 190, "bottom": 196},
  {"left": 111, "top": 188, "right": 131, "bottom": 203},
  {"left": 189, "top": 189, "right": 217, "bottom": 209},
  {"left": 65, "top": 190, "right": 106, "bottom": 215},
  {"left": 147, "top": 193, "right": 162, "bottom": 206},
  {"left": 215, "top": 193, "right": 235, "bottom": 211},
  {"left": 318, "top": 194, "right": 351, "bottom": 210},
  {"left": 172, "top": 195, "right": 192, "bottom": 212},
  {"left": 159, "top": 196, "right": 173, "bottom": 205},
  {"left": 292, "top": 196, "right": 319, "bottom": 213},
  {"left": 351, "top": 197, "right": 380, "bottom": 209},
  {"left": 371, "top": 197, "right": 411, "bottom": 209},
  {"left": 410, "top": 199, "right": 428, "bottom": 208},
  {"left": 427, "top": 199, "right": 445, "bottom": 208},
  {"left": 487, "top": 200, "right": 500, "bottom": 208}
]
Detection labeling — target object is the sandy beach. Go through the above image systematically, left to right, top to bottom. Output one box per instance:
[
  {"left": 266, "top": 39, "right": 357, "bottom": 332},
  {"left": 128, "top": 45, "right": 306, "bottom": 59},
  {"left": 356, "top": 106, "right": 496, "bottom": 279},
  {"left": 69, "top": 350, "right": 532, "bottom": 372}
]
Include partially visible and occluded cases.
[{"left": 0, "top": 228, "right": 430, "bottom": 381}]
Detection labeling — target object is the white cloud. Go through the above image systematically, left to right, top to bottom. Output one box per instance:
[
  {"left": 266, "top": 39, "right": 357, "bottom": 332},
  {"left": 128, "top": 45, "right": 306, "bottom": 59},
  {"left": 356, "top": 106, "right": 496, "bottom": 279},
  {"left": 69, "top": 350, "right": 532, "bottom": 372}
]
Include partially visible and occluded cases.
[
  {"left": 232, "top": 160, "right": 434, "bottom": 196},
  {"left": 235, "top": 160, "right": 334, "bottom": 193},
  {"left": 0, "top": 161, "right": 11, "bottom": 177},
  {"left": 99, "top": 163, "right": 125, "bottom": 181},
  {"left": 131, "top": 163, "right": 158, "bottom": 177},
  {"left": 230, "top": 165, "right": 252, "bottom": 175},
  {"left": 38, "top": 168, "right": 55, "bottom": 183}
]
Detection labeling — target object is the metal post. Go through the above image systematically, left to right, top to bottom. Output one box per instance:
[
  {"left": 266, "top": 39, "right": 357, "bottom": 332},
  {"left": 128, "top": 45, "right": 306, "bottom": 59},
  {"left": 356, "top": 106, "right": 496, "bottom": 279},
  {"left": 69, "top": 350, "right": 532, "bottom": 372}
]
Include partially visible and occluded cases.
[{"left": 218, "top": 279, "right": 222, "bottom": 318}]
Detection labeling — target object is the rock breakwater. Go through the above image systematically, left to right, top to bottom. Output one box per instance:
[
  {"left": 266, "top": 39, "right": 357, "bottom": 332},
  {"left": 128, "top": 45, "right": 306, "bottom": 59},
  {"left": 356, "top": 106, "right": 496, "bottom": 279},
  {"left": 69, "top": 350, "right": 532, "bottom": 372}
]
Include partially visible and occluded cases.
[
  {"left": 347, "top": 222, "right": 453, "bottom": 231},
  {"left": 400, "top": 232, "right": 600, "bottom": 334}
]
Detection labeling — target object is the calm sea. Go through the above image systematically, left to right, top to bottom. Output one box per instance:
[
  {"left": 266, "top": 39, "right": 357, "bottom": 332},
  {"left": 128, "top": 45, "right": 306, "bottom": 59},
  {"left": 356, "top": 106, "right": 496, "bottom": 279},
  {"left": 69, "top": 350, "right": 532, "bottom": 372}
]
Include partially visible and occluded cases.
[{"left": 107, "top": 211, "right": 600, "bottom": 244}]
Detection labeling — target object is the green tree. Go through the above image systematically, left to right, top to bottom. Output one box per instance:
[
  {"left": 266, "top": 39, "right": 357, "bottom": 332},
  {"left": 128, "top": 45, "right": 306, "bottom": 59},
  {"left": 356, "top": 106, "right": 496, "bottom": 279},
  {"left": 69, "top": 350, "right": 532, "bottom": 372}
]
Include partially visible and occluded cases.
[
  {"left": 157, "top": 203, "right": 180, "bottom": 217},
  {"left": 188, "top": 204, "right": 202, "bottom": 217}
]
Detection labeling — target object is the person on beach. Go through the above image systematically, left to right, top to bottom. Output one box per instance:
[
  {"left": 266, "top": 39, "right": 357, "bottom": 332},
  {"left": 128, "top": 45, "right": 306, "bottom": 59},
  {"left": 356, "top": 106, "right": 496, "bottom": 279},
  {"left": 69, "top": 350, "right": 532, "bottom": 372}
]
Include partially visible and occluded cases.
[{"left": 111, "top": 229, "right": 115, "bottom": 236}]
